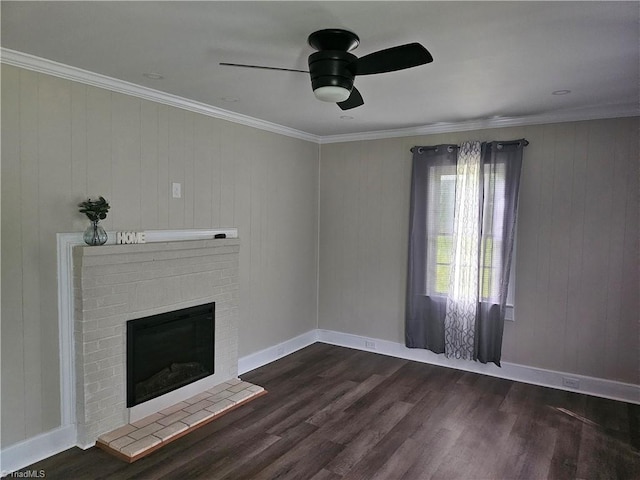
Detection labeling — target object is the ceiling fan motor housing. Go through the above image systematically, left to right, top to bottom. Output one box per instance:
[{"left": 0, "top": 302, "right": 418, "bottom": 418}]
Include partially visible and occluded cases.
[{"left": 308, "top": 50, "right": 357, "bottom": 94}]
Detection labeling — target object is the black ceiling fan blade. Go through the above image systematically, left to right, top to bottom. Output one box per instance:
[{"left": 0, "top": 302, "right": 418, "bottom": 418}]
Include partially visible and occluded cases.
[
  {"left": 352, "top": 43, "right": 433, "bottom": 76},
  {"left": 219, "top": 62, "right": 309, "bottom": 73},
  {"left": 337, "top": 86, "right": 364, "bottom": 110}
]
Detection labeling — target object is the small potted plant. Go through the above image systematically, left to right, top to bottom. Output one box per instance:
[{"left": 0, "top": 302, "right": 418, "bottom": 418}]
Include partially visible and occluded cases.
[{"left": 79, "top": 196, "right": 110, "bottom": 245}]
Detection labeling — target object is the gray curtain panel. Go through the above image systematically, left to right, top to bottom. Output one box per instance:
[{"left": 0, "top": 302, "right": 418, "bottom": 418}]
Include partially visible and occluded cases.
[{"left": 405, "top": 140, "right": 525, "bottom": 366}]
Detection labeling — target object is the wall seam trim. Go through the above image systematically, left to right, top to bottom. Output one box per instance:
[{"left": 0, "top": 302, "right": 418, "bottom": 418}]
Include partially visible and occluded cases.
[{"left": 316, "top": 143, "right": 322, "bottom": 330}]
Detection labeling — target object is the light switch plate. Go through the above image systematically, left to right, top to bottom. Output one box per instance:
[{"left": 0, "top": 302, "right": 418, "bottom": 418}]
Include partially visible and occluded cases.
[{"left": 172, "top": 182, "right": 181, "bottom": 198}]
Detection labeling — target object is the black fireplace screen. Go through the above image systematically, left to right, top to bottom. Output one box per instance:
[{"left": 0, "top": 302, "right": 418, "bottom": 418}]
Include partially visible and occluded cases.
[{"left": 126, "top": 303, "right": 215, "bottom": 407}]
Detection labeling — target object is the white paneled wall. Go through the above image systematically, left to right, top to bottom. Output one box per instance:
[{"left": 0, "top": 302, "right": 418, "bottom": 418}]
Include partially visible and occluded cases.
[
  {"left": 2, "top": 62, "right": 637, "bottom": 453},
  {"left": 1, "top": 65, "right": 319, "bottom": 447},
  {"left": 319, "top": 118, "right": 639, "bottom": 385}
]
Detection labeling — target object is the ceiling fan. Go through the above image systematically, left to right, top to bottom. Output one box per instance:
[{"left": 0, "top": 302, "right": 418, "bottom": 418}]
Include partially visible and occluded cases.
[{"left": 220, "top": 29, "right": 433, "bottom": 110}]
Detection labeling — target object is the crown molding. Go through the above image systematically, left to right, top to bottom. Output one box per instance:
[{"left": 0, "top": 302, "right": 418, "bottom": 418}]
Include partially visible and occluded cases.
[
  {"left": 1, "top": 48, "right": 320, "bottom": 144},
  {"left": 3, "top": 48, "right": 637, "bottom": 146},
  {"left": 318, "top": 107, "right": 640, "bottom": 144}
]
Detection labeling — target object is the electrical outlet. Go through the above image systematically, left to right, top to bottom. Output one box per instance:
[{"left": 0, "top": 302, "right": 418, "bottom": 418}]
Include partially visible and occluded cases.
[
  {"left": 172, "top": 182, "right": 182, "bottom": 198},
  {"left": 365, "top": 340, "right": 376, "bottom": 349},
  {"left": 562, "top": 377, "right": 580, "bottom": 389}
]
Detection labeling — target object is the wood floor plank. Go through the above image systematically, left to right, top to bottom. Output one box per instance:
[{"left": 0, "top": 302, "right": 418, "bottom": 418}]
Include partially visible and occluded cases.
[
  {"left": 13, "top": 344, "right": 639, "bottom": 480},
  {"left": 319, "top": 349, "right": 407, "bottom": 382},
  {"left": 306, "top": 373, "right": 387, "bottom": 427},
  {"left": 266, "top": 380, "right": 357, "bottom": 436},
  {"left": 324, "top": 400, "right": 415, "bottom": 475},
  {"left": 629, "top": 403, "right": 640, "bottom": 450},
  {"left": 547, "top": 406, "right": 582, "bottom": 479},
  {"left": 217, "top": 421, "right": 319, "bottom": 480},
  {"left": 512, "top": 421, "right": 557, "bottom": 480},
  {"left": 575, "top": 421, "right": 640, "bottom": 480},
  {"left": 400, "top": 427, "right": 463, "bottom": 480},
  {"left": 155, "top": 431, "right": 281, "bottom": 480},
  {"left": 250, "top": 434, "right": 343, "bottom": 480},
  {"left": 367, "top": 437, "right": 424, "bottom": 480},
  {"left": 309, "top": 468, "right": 343, "bottom": 480}
]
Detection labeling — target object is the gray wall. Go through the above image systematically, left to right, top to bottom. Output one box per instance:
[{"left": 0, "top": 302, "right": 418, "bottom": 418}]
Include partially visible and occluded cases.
[
  {"left": 3, "top": 63, "right": 638, "bottom": 451},
  {"left": 1, "top": 65, "right": 319, "bottom": 447},
  {"left": 319, "top": 119, "right": 639, "bottom": 385}
]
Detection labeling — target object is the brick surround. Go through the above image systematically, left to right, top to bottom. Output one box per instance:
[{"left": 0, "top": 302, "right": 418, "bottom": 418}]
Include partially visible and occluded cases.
[{"left": 73, "top": 239, "right": 240, "bottom": 446}]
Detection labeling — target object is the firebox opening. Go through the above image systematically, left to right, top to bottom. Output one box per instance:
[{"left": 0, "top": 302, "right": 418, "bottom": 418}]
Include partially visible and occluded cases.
[{"left": 126, "top": 303, "right": 215, "bottom": 408}]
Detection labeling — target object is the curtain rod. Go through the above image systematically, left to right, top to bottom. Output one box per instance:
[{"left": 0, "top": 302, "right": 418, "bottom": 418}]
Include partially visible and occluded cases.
[{"left": 410, "top": 139, "right": 529, "bottom": 153}]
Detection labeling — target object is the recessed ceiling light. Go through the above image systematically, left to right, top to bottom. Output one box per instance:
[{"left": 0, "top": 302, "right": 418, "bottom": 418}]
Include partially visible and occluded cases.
[
  {"left": 143, "top": 73, "right": 164, "bottom": 80},
  {"left": 552, "top": 89, "right": 571, "bottom": 95},
  {"left": 220, "top": 96, "right": 240, "bottom": 103},
  {"left": 340, "top": 115, "right": 354, "bottom": 120}
]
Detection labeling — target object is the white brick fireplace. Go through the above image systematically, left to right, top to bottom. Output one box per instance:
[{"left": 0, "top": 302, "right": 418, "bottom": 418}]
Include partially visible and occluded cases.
[{"left": 73, "top": 238, "right": 240, "bottom": 447}]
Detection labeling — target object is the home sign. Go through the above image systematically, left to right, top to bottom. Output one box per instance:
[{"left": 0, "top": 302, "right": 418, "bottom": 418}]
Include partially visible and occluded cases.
[{"left": 116, "top": 232, "right": 146, "bottom": 244}]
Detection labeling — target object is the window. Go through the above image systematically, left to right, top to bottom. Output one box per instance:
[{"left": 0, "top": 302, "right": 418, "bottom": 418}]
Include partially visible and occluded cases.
[
  {"left": 424, "top": 161, "right": 516, "bottom": 319},
  {"left": 426, "top": 170, "right": 456, "bottom": 296}
]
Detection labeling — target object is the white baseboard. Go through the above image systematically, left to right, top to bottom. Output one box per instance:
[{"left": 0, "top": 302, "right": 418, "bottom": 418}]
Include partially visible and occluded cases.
[
  {"left": 4, "top": 328, "right": 637, "bottom": 474},
  {"left": 237, "top": 328, "right": 639, "bottom": 404},
  {"left": 316, "top": 329, "right": 640, "bottom": 405},
  {"left": 238, "top": 330, "right": 319, "bottom": 375},
  {"left": 0, "top": 424, "right": 76, "bottom": 476}
]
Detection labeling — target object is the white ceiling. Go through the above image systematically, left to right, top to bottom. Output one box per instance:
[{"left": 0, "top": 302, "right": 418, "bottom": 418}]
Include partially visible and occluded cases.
[{"left": 2, "top": 1, "right": 638, "bottom": 138}]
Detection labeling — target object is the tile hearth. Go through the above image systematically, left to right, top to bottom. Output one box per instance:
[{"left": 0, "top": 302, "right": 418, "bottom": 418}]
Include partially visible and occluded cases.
[{"left": 96, "top": 379, "right": 266, "bottom": 462}]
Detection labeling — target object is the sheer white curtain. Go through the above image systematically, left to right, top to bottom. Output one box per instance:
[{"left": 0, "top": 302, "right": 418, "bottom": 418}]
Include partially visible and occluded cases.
[{"left": 444, "top": 141, "right": 481, "bottom": 359}]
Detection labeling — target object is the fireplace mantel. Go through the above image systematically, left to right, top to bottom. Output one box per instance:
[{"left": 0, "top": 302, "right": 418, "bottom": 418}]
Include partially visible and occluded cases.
[{"left": 72, "top": 237, "right": 240, "bottom": 446}]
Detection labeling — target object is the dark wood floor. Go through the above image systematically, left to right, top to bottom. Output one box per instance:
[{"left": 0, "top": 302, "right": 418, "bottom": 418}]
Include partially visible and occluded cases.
[{"left": 15, "top": 343, "right": 640, "bottom": 479}]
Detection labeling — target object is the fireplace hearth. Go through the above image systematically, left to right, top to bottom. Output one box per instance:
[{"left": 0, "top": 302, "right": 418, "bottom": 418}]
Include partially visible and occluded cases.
[{"left": 127, "top": 303, "right": 215, "bottom": 407}]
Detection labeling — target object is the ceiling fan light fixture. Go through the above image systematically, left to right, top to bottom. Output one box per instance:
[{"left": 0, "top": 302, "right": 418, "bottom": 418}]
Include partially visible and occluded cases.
[
  {"left": 221, "top": 29, "right": 433, "bottom": 110},
  {"left": 313, "top": 85, "right": 351, "bottom": 103}
]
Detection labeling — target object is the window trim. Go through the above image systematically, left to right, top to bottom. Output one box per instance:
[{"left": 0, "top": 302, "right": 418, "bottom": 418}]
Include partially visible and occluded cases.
[{"left": 504, "top": 225, "right": 517, "bottom": 322}]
